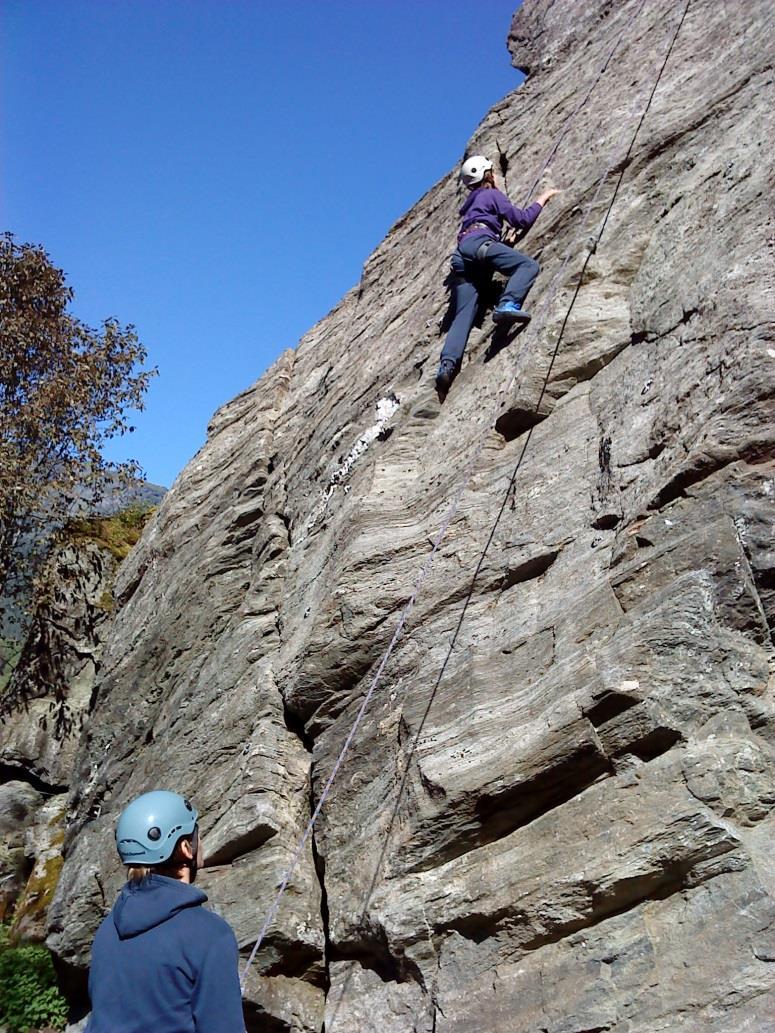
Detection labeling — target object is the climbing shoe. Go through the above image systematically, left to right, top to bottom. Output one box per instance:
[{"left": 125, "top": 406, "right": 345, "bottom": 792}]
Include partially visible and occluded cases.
[
  {"left": 492, "top": 300, "right": 531, "bottom": 325},
  {"left": 436, "top": 358, "right": 458, "bottom": 394}
]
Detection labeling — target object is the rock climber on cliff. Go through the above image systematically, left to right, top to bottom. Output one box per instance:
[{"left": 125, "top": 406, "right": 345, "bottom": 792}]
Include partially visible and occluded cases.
[
  {"left": 436, "top": 155, "right": 560, "bottom": 393},
  {"left": 85, "top": 790, "right": 246, "bottom": 1033}
]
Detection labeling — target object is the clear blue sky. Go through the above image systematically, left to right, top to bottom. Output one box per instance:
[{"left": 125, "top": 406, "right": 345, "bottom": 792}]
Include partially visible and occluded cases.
[{"left": 3, "top": 1, "right": 524, "bottom": 488}]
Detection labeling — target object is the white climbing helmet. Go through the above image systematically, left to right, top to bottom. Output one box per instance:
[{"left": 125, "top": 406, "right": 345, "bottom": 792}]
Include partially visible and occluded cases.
[{"left": 460, "top": 155, "right": 493, "bottom": 188}]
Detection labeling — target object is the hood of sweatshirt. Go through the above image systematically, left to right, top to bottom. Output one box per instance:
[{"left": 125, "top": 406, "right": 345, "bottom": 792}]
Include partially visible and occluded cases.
[
  {"left": 459, "top": 186, "right": 498, "bottom": 217},
  {"left": 459, "top": 188, "right": 482, "bottom": 217},
  {"left": 112, "top": 875, "right": 208, "bottom": 939}
]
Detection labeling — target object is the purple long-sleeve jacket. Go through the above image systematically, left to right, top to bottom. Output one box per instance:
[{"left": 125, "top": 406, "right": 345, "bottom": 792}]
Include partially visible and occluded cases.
[{"left": 458, "top": 187, "right": 542, "bottom": 243}]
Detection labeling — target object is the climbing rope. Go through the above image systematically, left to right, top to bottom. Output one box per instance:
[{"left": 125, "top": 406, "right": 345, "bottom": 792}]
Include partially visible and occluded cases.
[
  {"left": 240, "top": 0, "right": 690, "bottom": 991},
  {"left": 521, "top": 0, "right": 650, "bottom": 204}
]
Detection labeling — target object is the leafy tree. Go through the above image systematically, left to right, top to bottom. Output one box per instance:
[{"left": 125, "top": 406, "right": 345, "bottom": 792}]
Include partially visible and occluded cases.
[
  {"left": 0, "top": 233, "right": 155, "bottom": 657},
  {"left": 0, "top": 925, "right": 68, "bottom": 1032}
]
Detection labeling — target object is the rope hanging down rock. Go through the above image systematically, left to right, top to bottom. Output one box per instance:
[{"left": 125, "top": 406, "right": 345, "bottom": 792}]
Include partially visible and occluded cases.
[
  {"left": 239, "top": 0, "right": 691, "bottom": 992},
  {"left": 521, "top": 0, "right": 650, "bottom": 204}
]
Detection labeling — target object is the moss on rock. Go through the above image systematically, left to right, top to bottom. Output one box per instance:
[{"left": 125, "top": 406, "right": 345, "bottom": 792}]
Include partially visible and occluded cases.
[
  {"left": 67, "top": 504, "right": 155, "bottom": 562},
  {"left": 11, "top": 855, "right": 64, "bottom": 940}
]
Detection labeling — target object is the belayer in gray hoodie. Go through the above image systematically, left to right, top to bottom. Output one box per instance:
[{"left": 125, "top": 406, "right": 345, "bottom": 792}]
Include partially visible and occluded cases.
[{"left": 86, "top": 790, "right": 245, "bottom": 1033}]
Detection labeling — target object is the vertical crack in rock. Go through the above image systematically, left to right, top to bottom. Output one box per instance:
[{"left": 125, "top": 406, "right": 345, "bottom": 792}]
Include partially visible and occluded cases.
[
  {"left": 733, "top": 519, "right": 775, "bottom": 649},
  {"left": 281, "top": 697, "right": 332, "bottom": 1017},
  {"left": 310, "top": 816, "right": 332, "bottom": 1016}
]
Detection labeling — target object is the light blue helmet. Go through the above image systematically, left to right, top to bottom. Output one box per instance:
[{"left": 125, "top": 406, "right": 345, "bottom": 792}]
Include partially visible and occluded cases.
[{"left": 115, "top": 790, "right": 198, "bottom": 865}]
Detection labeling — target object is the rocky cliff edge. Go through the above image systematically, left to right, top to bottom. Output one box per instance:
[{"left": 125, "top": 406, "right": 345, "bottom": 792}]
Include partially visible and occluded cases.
[{"left": 48, "top": 1, "right": 774, "bottom": 1030}]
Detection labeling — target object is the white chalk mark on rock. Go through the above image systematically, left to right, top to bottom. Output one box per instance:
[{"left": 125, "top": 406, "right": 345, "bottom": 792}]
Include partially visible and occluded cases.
[{"left": 298, "top": 393, "right": 400, "bottom": 542}]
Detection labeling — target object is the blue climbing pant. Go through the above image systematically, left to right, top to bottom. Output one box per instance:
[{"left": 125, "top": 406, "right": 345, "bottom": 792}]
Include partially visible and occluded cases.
[{"left": 441, "top": 233, "right": 540, "bottom": 365}]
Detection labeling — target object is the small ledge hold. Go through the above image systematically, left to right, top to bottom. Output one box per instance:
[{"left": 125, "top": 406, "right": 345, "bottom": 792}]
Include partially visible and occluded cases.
[
  {"left": 494, "top": 407, "right": 547, "bottom": 442},
  {"left": 591, "top": 513, "right": 620, "bottom": 531},
  {"left": 499, "top": 549, "right": 559, "bottom": 590},
  {"left": 585, "top": 690, "right": 640, "bottom": 728}
]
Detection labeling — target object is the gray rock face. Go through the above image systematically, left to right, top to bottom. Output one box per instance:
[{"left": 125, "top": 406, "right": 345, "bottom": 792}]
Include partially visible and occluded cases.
[
  {"left": 49, "top": 0, "right": 774, "bottom": 1030},
  {"left": 0, "top": 536, "right": 118, "bottom": 937},
  {"left": 0, "top": 539, "right": 119, "bottom": 788},
  {"left": 0, "top": 780, "right": 42, "bottom": 922},
  {"left": 10, "top": 793, "right": 67, "bottom": 941}
]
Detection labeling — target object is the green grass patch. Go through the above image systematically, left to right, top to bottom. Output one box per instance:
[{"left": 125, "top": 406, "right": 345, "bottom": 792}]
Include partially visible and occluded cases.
[{"left": 67, "top": 503, "right": 156, "bottom": 561}]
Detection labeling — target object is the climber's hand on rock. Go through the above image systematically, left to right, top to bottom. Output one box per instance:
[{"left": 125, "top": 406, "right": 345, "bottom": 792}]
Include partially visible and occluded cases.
[{"left": 536, "top": 188, "right": 562, "bottom": 206}]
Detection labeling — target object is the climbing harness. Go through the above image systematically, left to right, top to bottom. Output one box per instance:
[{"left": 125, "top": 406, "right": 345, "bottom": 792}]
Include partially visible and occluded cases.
[
  {"left": 239, "top": 0, "right": 691, "bottom": 992},
  {"left": 459, "top": 221, "right": 493, "bottom": 241},
  {"left": 475, "top": 238, "right": 496, "bottom": 262}
]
